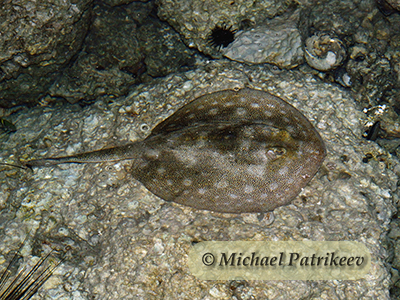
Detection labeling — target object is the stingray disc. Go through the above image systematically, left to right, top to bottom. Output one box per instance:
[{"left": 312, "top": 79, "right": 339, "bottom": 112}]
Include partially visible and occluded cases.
[{"left": 131, "top": 88, "right": 326, "bottom": 213}]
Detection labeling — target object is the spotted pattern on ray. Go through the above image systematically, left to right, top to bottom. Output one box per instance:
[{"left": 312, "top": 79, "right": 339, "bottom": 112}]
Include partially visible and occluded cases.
[
  {"left": 25, "top": 88, "right": 326, "bottom": 213},
  {"left": 132, "top": 88, "right": 326, "bottom": 213}
]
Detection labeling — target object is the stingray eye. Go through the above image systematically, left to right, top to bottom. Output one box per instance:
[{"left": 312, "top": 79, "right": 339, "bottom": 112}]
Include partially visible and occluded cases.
[
  {"left": 140, "top": 123, "right": 150, "bottom": 132},
  {"left": 223, "top": 130, "right": 236, "bottom": 140},
  {"left": 266, "top": 147, "right": 286, "bottom": 160},
  {"left": 273, "top": 147, "right": 286, "bottom": 156}
]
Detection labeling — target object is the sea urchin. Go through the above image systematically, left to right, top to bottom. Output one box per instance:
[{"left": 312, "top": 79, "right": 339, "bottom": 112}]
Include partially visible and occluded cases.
[{"left": 208, "top": 25, "right": 237, "bottom": 50}]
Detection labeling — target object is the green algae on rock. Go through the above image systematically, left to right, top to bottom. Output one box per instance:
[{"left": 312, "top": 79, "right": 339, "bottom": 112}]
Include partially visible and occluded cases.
[{"left": 25, "top": 88, "right": 326, "bottom": 213}]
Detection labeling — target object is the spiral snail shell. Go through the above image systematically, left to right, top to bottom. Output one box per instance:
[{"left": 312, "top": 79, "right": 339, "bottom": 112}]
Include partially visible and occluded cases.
[{"left": 304, "top": 32, "right": 346, "bottom": 71}]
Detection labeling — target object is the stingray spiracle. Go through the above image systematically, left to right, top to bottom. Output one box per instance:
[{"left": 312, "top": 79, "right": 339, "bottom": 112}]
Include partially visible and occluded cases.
[{"left": 304, "top": 32, "right": 346, "bottom": 71}]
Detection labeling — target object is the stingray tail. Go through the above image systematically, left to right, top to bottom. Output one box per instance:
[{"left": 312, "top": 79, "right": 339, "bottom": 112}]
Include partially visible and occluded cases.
[
  {"left": 24, "top": 144, "right": 139, "bottom": 168},
  {"left": 0, "top": 162, "right": 30, "bottom": 170}
]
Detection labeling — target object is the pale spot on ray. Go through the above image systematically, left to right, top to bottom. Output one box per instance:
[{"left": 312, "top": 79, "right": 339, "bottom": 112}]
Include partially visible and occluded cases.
[
  {"left": 236, "top": 107, "right": 247, "bottom": 116},
  {"left": 208, "top": 108, "right": 219, "bottom": 115},
  {"left": 264, "top": 110, "right": 273, "bottom": 117},
  {"left": 247, "top": 165, "right": 265, "bottom": 178},
  {"left": 279, "top": 166, "right": 289, "bottom": 176},
  {"left": 157, "top": 167, "right": 166, "bottom": 174},
  {"left": 183, "top": 179, "right": 192, "bottom": 186},
  {"left": 215, "top": 180, "right": 228, "bottom": 189},
  {"left": 270, "top": 182, "right": 279, "bottom": 191},
  {"left": 244, "top": 185, "right": 254, "bottom": 193},
  {"left": 229, "top": 194, "right": 239, "bottom": 199}
]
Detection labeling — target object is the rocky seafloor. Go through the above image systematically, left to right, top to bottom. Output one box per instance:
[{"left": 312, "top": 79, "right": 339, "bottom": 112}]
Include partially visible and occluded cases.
[
  {"left": 1, "top": 0, "right": 400, "bottom": 299},
  {"left": 1, "top": 60, "right": 398, "bottom": 299}
]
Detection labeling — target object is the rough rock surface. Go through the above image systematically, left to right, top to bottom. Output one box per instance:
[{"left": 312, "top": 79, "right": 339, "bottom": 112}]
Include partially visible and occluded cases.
[
  {"left": 0, "top": 0, "right": 92, "bottom": 108},
  {"left": 0, "top": 0, "right": 196, "bottom": 107},
  {"left": 156, "top": 0, "right": 294, "bottom": 57},
  {"left": 299, "top": 0, "right": 400, "bottom": 108},
  {"left": 378, "top": 0, "right": 400, "bottom": 13},
  {"left": 49, "top": 3, "right": 196, "bottom": 104},
  {"left": 222, "top": 10, "right": 303, "bottom": 68},
  {"left": 0, "top": 60, "right": 397, "bottom": 299}
]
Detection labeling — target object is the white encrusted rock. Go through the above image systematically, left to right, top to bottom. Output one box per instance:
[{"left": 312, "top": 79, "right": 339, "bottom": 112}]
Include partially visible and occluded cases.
[{"left": 222, "top": 11, "right": 303, "bottom": 68}]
